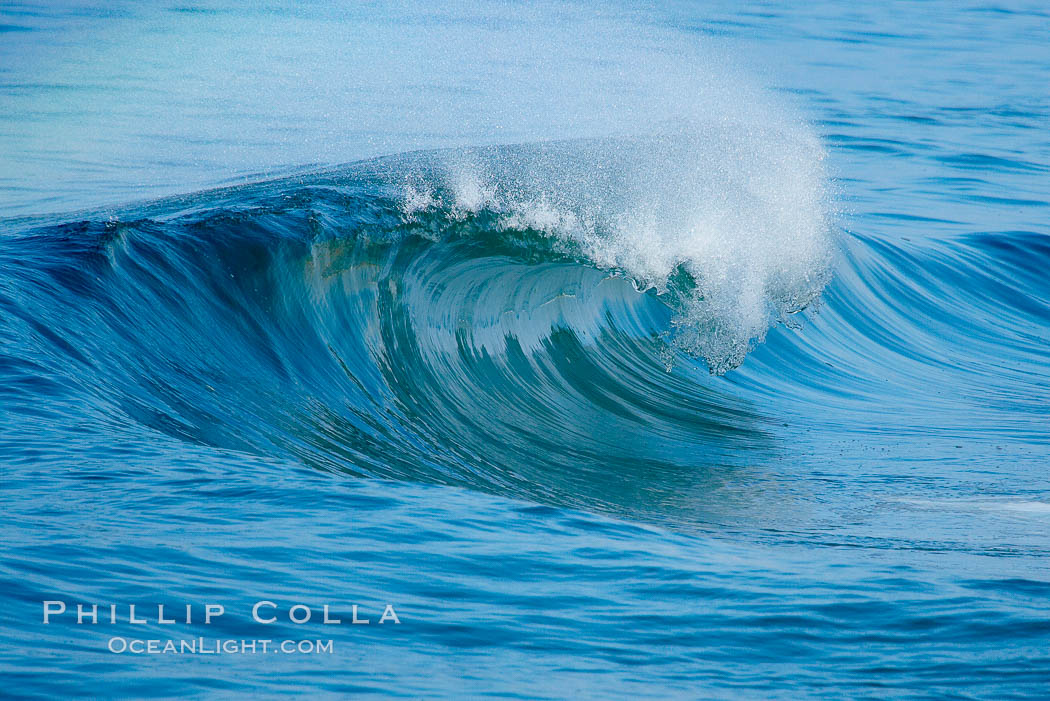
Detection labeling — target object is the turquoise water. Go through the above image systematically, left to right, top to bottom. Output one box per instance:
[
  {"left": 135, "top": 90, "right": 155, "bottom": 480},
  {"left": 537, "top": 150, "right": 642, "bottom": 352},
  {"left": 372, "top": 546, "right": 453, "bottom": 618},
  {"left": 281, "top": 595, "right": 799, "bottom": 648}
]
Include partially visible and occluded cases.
[{"left": 1, "top": 2, "right": 1049, "bottom": 698}]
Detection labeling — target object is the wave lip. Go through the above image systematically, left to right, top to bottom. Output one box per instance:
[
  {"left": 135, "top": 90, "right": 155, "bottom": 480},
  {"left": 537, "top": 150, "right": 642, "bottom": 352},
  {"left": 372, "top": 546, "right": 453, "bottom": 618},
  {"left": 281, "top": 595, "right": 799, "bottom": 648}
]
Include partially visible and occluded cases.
[{"left": 397, "top": 133, "right": 834, "bottom": 374}]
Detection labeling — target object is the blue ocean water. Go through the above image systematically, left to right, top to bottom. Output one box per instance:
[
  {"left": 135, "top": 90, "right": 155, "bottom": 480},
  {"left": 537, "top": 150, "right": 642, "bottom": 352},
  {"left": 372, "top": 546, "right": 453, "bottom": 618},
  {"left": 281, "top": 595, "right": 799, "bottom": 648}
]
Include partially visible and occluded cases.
[{"left": 1, "top": 1, "right": 1049, "bottom": 698}]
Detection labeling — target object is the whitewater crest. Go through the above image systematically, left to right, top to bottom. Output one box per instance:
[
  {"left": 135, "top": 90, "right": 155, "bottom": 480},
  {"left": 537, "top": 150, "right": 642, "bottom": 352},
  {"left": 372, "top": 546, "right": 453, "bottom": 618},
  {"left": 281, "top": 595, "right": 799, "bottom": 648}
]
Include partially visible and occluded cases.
[{"left": 397, "top": 127, "right": 834, "bottom": 374}]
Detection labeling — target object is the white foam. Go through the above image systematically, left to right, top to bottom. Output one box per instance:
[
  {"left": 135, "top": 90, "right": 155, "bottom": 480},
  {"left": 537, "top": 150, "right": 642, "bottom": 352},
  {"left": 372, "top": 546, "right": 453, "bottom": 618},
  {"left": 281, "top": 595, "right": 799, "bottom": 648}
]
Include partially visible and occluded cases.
[{"left": 400, "top": 117, "right": 833, "bottom": 374}]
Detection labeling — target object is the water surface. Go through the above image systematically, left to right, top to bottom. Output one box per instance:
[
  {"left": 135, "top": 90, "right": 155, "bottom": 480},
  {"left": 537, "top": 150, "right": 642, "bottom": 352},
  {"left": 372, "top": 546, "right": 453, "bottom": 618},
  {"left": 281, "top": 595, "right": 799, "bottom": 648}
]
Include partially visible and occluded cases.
[{"left": 1, "top": 1, "right": 1049, "bottom": 698}]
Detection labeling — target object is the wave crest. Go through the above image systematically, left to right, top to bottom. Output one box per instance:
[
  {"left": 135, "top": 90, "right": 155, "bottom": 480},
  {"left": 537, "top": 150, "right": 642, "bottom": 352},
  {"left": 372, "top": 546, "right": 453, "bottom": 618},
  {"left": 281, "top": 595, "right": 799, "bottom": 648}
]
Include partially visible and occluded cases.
[{"left": 396, "top": 133, "right": 833, "bottom": 373}]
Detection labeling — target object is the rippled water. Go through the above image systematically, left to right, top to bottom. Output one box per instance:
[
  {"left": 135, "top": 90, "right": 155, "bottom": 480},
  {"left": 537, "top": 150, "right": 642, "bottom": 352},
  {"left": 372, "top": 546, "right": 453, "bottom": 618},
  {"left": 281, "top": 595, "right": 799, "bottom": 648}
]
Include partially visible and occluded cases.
[{"left": 2, "top": 1, "right": 1049, "bottom": 698}]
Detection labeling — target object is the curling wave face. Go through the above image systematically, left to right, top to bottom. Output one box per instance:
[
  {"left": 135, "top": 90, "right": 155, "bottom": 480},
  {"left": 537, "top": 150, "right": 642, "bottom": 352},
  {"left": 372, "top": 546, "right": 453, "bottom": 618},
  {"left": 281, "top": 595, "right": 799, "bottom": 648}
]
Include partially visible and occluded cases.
[{"left": 4, "top": 142, "right": 824, "bottom": 520}]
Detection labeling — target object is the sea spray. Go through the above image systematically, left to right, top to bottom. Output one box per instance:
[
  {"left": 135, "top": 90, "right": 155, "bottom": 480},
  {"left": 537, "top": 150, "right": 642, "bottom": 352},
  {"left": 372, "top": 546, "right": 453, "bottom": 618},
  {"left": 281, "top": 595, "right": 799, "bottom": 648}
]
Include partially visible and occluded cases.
[{"left": 397, "top": 129, "right": 834, "bottom": 373}]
